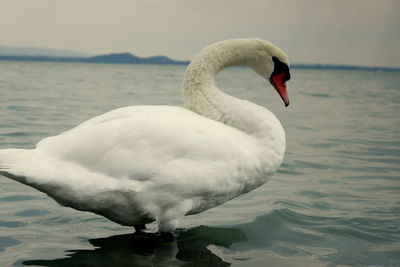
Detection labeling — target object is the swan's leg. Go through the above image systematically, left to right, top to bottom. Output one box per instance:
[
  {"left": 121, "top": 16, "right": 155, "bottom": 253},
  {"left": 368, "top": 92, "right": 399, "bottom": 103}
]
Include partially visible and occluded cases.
[
  {"left": 157, "top": 201, "right": 191, "bottom": 243},
  {"left": 158, "top": 218, "right": 179, "bottom": 244},
  {"left": 134, "top": 224, "right": 146, "bottom": 233},
  {"left": 160, "top": 232, "right": 175, "bottom": 243}
]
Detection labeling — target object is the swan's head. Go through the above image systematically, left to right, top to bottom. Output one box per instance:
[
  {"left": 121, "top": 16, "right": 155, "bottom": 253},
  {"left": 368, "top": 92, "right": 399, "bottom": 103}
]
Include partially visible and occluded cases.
[{"left": 248, "top": 39, "right": 291, "bottom": 107}]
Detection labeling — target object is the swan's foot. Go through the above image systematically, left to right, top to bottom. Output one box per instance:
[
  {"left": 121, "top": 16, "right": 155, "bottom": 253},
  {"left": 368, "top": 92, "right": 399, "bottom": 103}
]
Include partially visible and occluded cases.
[
  {"left": 134, "top": 224, "right": 146, "bottom": 234},
  {"left": 160, "top": 232, "right": 175, "bottom": 245}
]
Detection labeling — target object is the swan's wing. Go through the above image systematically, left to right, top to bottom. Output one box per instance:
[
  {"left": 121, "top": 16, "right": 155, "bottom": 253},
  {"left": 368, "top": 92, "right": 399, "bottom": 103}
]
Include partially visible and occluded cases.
[
  {"left": 2, "top": 106, "right": 268, "bottom": 221},
  {"left": 36, "top": 106, "right": 259, "bottom": 183}
]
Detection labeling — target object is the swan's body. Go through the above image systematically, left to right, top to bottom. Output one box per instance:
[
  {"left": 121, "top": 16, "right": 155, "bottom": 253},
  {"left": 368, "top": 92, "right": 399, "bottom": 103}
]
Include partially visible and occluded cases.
[{"left": 0, "top": 38, "right": 290, "bottom": 234}]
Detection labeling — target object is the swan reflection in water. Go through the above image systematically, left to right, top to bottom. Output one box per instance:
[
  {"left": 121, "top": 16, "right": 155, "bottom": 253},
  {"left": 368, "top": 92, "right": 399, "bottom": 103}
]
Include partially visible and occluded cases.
[{"left": 23, "top": 226, "right": 247, "bottom": 267}]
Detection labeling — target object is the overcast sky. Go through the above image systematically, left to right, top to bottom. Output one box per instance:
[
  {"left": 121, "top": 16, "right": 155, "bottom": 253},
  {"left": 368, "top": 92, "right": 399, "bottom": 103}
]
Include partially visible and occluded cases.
[{"left": 0, "top": 0, "right": 399, "bottom": 67}]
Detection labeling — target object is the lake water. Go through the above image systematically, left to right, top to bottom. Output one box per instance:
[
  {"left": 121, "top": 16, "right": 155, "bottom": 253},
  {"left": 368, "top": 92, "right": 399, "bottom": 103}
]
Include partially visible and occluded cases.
[{"left": 0, "top": 61, "right": 399, "bottom": 266}]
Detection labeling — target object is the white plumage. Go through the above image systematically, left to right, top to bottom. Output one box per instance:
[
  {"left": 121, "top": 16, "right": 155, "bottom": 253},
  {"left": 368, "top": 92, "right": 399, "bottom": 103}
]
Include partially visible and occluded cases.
[{"left": 0, "top": 38, "right": 290, "bottom": 233}]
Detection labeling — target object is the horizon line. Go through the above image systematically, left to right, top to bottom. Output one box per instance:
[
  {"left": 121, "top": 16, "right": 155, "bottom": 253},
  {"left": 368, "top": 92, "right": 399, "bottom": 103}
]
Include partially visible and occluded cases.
[{"left": 0, "top": 53, "right": 399, "bottom": 71}]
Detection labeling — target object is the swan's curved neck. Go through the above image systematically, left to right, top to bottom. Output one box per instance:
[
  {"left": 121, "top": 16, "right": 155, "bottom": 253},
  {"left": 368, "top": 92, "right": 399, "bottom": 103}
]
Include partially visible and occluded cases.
[
  {"left": 182, "top": 40, "right": 283, "bottom": 141},
  {"left": 183, "top": 41, "right": 250, "bottom": 96}
]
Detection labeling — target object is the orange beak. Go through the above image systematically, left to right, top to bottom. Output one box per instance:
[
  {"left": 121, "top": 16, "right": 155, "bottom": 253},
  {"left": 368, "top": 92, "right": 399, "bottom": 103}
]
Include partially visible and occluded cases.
[{"left": 270, "top": 72, "right": 290, "bottom": 107}]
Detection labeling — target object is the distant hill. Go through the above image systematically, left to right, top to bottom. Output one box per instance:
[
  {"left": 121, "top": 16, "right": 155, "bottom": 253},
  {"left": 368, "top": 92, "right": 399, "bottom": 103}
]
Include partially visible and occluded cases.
[
  {"left": 0, "top": 45, "right": 92, "bottom": 58},
  {"left": 0, "top": 52, "right": 189, "bottom": 65},
  {"left": 87, "top": 53, "right": 188, "bottom": 65}
]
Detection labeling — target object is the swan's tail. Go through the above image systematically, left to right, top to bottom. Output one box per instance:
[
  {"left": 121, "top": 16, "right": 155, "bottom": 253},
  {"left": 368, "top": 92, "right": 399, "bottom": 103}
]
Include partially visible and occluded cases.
[
  {"left": 0, "top": 147, "right": 86, "bottom": 194},
  {"left": 0, "top": 148, "right": 39, "bottom": 186},
  {"left": 0, "top": 148, "right": 120, "bottom": 195},
  {"left": 0, "top": 148, "right": 72, "bottom": 193},
  {"left": 0, "top": 148, "right": 136, "bottom": 215}
]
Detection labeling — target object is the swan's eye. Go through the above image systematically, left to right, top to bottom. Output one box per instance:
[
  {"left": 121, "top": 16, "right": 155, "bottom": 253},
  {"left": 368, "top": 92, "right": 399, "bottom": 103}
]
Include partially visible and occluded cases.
[
  {"left": 271, "top": 56, "right": 290, "bottom": 82},
  {"left": 284, "top": 70, "right": 291, "bottom": 82}
]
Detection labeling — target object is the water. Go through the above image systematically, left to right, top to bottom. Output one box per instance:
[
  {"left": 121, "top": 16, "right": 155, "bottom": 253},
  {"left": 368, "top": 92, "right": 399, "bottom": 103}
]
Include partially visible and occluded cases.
[{"left": 0, "top": 61, "right": 399, "bottom": 266}]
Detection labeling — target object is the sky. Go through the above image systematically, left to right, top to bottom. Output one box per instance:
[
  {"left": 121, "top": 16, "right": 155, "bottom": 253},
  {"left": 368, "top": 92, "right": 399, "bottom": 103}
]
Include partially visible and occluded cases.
[{"left": 0, "top": 0, "right": 399, "bottom": 67}]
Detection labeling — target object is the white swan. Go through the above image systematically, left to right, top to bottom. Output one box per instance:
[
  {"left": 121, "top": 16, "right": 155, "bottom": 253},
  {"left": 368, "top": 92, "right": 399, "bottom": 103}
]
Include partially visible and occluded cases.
[{"left": 0, "top": 38, "right": 290, "bottom": 240}]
